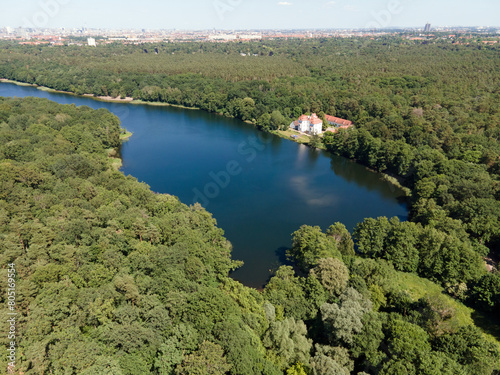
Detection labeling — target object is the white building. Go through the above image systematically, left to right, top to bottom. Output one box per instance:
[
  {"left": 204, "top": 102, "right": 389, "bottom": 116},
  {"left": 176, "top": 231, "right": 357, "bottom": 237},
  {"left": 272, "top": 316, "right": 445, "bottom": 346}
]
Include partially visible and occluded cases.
[
  {"left": 208, "top": 34, "right": 237, "bottom": 41},
  {"left": 237, "top": 34, "right": 262, "bottom": 40},
  {"left": 87, "top": 37, "right": 96, "bottom": 47},
  {"left": 290, "top": 113, "right": 323, "bottom": 135}
]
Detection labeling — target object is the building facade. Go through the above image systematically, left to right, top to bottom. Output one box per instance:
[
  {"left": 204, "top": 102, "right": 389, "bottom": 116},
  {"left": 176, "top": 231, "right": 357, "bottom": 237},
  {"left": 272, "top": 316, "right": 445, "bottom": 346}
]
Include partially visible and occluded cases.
[
  {"left": 290, "top": 113, "right": 323, "bottom": 135},
  {"left": 290, "top": 114, "right": 353, "bottom": 135},
  {"left": 325, "top": 115, "right": 353, "bottom": 128}
]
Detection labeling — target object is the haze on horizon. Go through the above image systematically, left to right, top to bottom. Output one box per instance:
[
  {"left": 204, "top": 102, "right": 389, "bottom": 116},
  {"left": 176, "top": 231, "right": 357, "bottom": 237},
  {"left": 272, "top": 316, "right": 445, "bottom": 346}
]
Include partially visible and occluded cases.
[{"left": 2, "top": 0, "right": 499, "bottom": 31}]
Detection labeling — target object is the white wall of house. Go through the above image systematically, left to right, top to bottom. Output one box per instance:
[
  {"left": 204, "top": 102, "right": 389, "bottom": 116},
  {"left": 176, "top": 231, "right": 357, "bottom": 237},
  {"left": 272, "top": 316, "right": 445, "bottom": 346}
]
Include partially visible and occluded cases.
[
  {"left": 291, "top": 116, "right": 325, "bottom": 135},
  {"left": 299, "top": 120, "right": 309, "bottom": 132},
  {"left": 310, "top": 123, "right": 323, "bottom": 135}
]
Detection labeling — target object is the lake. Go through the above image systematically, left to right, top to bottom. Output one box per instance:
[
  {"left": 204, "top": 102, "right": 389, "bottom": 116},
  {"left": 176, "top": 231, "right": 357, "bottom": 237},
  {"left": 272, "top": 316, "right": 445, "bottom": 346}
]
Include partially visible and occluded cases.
[{"left": 0, "top": 82, "right": 408, "bottom": 288}]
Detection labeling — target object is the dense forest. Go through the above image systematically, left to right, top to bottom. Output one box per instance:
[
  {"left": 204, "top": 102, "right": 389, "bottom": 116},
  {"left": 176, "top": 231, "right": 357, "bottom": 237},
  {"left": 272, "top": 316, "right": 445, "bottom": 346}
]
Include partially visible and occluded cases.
[{"left": 0, "top": 35, "right": 500, "bottom": 374}]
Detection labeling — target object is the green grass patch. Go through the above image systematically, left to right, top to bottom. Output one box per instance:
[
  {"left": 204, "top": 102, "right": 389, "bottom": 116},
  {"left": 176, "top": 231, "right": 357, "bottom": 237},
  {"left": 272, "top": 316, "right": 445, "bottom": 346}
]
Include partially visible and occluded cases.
[
  {"left": 0, "top": 79, "right": 33, "bottom": 86},
  {"left": 37, "top": 86, "right": 68, "bottom": 93},
  {"left": 130, "top": 99, "right": 199, "bottom": 109},
  {"left": 274, "top": 129, "right": 311, "bottom": 145},
  {"left": 120, "top": 131, "right": 133, "bottom": 141},
  {"left": 394, "top": 271, "right": 500, "bottom": 355},
  {"left": 394, "top": 272, "right": 474, "bottom": 327}
]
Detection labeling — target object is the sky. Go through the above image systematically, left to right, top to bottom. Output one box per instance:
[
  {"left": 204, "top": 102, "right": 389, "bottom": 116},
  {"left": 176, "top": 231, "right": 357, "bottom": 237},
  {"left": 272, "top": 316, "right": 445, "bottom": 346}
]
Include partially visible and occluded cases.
[{"left": 3, "top": 0, "right": 500, "bottom": 30}]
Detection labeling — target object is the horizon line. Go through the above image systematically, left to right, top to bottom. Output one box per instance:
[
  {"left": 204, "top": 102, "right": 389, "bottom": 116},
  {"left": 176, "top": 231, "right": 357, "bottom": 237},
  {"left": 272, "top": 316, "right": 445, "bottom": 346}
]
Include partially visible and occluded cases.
[{"left": 2, "top": 25, "right": 500, "bottom": 32}]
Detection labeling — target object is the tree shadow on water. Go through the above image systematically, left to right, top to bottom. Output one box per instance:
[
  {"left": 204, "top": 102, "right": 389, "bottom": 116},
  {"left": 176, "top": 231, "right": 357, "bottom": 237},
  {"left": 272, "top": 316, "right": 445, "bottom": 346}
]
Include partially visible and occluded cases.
[
  {"left": 262, "top": 246, "right": 294, "bottom": 286},
  {"left": 275, "top": 246, "right": 292, "bottom": 265}
]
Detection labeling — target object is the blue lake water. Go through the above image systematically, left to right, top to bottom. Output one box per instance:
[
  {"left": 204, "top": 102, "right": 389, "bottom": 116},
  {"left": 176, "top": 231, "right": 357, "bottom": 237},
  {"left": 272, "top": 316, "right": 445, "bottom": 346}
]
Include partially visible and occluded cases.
[{"left": 1, "top": 82, "right": 408, "bottom": 288}]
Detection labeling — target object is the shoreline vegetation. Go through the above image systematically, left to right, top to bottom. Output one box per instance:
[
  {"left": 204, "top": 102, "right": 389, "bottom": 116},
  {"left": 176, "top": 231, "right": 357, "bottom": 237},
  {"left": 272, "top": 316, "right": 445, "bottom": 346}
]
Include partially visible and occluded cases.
[
  {"left": 1, "top": 78, "right": 409, "bottom": 197},
  {"left": 1, "top": 78, "right": 201, "bottom": 108},
  {"left": 108, "top": 131, "right": 133, "bottom": 170},
  {"left": 120, "top": 131, "right": 133, "bottom": 141},
  {"left": 107, "top": 147, "right": 123, "bottom": 170}
]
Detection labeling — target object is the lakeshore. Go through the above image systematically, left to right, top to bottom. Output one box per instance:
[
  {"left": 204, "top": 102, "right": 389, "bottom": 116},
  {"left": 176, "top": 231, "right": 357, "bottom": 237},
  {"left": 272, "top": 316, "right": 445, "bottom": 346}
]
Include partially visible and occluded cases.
[
  {"left": 0, "top": 78, "right": 409, "bottom": 198},
  {"left": 0, "top": 80, "right": 409, "bottom": 287}
]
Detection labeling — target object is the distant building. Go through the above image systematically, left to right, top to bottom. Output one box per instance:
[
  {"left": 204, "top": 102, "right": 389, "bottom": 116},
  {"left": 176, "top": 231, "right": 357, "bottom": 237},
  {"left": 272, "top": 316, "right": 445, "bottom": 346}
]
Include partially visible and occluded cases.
[
  {"left": 424, "top": 23, "right": 431, "bottom": 32},
  {"left": 208, "top": 34, "right": 237, "bottom": 41},
  {"left": 237, "top": 34, "right": 262, "bottom": 40},
  {"left": 87, "top": 37, "right": 96, "bottom": 47},
  {"left": 290, "top": 113, "right": 323, "bottom": 135},
  {"left": 290, "top": 113, "right": 353, "bottom": 135}
]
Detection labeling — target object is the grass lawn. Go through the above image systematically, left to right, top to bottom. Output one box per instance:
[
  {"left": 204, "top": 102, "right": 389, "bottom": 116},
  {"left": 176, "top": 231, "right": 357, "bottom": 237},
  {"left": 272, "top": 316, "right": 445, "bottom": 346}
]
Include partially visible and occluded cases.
[
  {"left": 130, "top": 99, "right": 199, "bottom": 110},
  {"left": 274, "top": 129, "right": 311, "bottom": 144},
  {"left": 120, "top": 131, "right": 133, "bottom": 141},
  {"left": 394, "top": 271, "right": 500, "bottom": 357},
  {"left": 394, "top": 272, "right": 473, "bottom": 327}
]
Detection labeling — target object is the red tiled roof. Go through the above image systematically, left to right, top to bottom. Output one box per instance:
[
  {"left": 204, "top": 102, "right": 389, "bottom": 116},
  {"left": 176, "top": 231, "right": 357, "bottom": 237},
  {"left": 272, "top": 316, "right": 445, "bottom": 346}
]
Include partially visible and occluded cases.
[{"left": 325, "top": 115, "right": 352, "bottom": 126}]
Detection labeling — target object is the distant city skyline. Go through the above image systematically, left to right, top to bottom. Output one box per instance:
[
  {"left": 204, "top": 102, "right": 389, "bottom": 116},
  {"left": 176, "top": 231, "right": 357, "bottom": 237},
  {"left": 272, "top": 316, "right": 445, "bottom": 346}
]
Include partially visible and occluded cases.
[{"left": 3, "top": 0, "right": 499, "bottom": 31}]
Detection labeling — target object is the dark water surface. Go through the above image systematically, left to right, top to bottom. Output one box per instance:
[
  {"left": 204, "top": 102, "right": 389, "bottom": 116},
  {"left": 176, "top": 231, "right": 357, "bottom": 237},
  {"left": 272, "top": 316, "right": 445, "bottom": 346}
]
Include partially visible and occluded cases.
[{"left": 1, "top": 82, "right": 408, "bottom": 288}]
